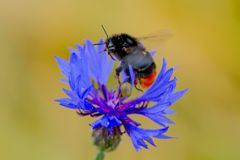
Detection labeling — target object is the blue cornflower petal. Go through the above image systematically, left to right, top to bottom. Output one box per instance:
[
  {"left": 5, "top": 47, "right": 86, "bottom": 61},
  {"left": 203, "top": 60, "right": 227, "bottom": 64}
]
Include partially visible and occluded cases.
[
  {"left": 85, "top": 40, "right": 114, "bottom": 84},
  {"left": 85, "top": 40, "right": 101, "bottom": 81},
  {"left": 97, "top": 41, "right": 114, "bottom": 84},
  {"left": 149, "top": 50, "right": 156, "bottom": 57},
  {"left": 55, "top": 56, "right": 70, "bottom": 77},
  {"left": 159, "top": 58, "right": 167, "bottom": 78},
  {"left": 121, "top": 65, "right": 135, "bottom": 85},
  {"left": 128, "top": 65, "right": 135, "bottom": 85},
  {"left": 140, "top": 66, "right": 174, "bottom": 101},
  {"left": 121, "top": 69, "right": 128, "bottom": 83},
  {"left": 140, "top": 76, "right": 176, "bottom": 102},
  {"left": 62, "top": 88, "right": 78, "bottom": 99},
  {"left": 167, "top": 89, "right": 189, "bottom": 104},
  {"left": 56, "top": 95, "right": 95, "bottom": 111},
  {"left": 55, "top": 98, "right": 78, "bottom": 109},
  {"left": 77, "top": 100, "right": 96, "bottom": 111},
  {"left": 128, "top": 102, "right": 174, "bottom": 126},
  {"left": 137, "top": 102, "right": 172, "bottom": 114},
  {"left": 162, "top": 108, "right": 176, "bottom": 114},
  {"left": 139, "top": 113, "right": 174, "bottom": 127},
  {"left": 91, "top": 115, "right": 122, "bottom": 131},
  {"left": 125, "top": 124, "right": 169, "bottom": 151}
]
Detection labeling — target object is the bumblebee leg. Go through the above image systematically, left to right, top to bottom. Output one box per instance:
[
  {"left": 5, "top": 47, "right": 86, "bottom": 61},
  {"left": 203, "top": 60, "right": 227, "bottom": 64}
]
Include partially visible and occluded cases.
[
  {"left": 109, "top": 53, "right": 116, "bottom": 61},
  {"left": 115, "top": 67, "right": 123, "bottom": 85},
  {"left": 134, "top": 76, "right": 143, "bottom": 92},
  {"left": 134, "top": 84, "right": 143, "bottom": 92}
]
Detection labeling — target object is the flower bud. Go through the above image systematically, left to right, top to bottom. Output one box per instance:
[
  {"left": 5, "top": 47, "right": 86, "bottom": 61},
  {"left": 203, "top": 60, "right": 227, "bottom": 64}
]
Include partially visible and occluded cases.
[{"left": 92, "top": 127, "right": 121, "bottom": 152}]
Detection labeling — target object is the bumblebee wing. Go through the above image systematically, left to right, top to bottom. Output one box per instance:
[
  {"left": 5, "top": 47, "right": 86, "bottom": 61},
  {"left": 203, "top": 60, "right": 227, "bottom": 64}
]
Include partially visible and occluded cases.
[{"left": 138, "top": 29, "right": 173, "bottom": 42}]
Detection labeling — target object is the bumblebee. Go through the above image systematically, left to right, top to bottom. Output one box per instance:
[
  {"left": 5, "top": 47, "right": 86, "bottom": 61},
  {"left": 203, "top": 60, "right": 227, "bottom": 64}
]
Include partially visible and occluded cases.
[{"left": 97, "top": 26, "right": 157, "bottom": 90}]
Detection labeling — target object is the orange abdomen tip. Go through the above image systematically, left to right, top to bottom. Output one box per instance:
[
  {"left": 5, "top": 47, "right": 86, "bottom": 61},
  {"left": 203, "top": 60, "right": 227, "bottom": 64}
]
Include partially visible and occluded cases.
[{"left": 140, "top": 69, "right": 157, "bottom": 88}]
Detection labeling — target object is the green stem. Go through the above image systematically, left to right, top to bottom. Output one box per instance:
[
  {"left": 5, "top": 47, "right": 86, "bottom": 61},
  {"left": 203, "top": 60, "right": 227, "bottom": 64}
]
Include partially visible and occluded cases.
[{"left": 95, "top": 149, "right": 105, "bottom": 160}]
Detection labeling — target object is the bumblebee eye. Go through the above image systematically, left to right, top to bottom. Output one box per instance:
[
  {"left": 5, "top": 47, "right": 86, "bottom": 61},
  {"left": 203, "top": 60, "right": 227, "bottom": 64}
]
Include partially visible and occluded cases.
[{"left": 126, "top": 38, "right": 133, "bottom": 45}]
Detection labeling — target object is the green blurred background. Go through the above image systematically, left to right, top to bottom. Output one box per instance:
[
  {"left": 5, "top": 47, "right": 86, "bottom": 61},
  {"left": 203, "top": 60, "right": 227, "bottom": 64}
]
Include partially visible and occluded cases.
[{"left": 1, "top": 0, "right": 240, "bottom": 160}]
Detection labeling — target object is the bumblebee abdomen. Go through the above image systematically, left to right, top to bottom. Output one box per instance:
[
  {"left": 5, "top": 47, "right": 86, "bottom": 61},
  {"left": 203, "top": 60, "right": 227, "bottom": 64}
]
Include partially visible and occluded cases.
[
  {"left": 135, "top": 62, "right": 156, "bottom": 88},
  {"left": 139, "top": 69, "right": 157, "bottom": 88}
]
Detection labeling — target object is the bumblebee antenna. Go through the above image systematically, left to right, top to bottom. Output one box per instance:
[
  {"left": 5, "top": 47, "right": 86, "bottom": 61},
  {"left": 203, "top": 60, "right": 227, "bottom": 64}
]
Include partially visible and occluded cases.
[
  {"left": 93, "top": 25, "right": 108, "bottom": 46},
  {"left": 101, "top": 25, "right": 109, "bottom": 38},
  {"left": 93, "top": 42, "right": 105, "bottom": 45}
]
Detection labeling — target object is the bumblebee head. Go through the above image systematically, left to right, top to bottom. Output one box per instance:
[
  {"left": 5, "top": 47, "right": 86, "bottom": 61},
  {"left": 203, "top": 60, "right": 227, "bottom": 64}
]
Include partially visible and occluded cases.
[{"left": 105, "top": 34, "right": 138, "bottom": 60}]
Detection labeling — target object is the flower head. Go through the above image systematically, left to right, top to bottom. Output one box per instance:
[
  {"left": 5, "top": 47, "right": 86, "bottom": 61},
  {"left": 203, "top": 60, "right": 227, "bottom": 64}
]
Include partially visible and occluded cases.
[{"left": 55, "top": 39, "right": 187, "bottom": 151}]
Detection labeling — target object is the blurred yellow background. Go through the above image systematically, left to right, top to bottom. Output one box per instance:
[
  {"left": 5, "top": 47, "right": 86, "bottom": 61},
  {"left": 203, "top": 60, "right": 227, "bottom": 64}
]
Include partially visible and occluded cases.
[{"left": 1, "top": 0, "right": 240, "bottom": 160}]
